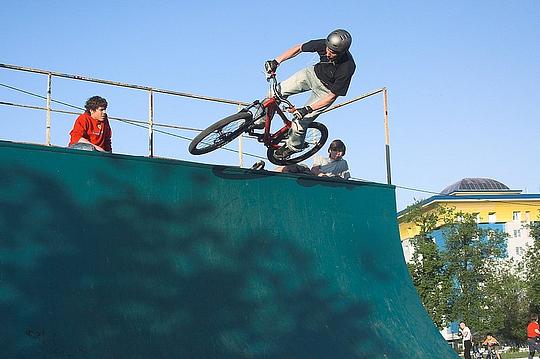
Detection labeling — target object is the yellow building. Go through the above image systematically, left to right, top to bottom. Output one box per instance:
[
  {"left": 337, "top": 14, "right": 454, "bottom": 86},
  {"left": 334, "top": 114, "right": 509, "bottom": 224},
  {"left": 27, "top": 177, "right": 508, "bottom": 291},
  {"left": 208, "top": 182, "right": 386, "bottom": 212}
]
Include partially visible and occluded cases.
[{"left": 398, "top": 178, "right": 540, "bottom": 262}]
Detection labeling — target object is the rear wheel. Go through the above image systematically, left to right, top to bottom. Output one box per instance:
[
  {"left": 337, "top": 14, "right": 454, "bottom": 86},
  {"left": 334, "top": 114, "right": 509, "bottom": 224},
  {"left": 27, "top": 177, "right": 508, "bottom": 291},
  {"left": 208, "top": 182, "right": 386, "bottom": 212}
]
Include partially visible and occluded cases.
[
  {"left": 189, "top": 111, "right": 253, "bottom": 155},
  {"left": 267, "top": 122, "right": 328, "bottom": 165}
]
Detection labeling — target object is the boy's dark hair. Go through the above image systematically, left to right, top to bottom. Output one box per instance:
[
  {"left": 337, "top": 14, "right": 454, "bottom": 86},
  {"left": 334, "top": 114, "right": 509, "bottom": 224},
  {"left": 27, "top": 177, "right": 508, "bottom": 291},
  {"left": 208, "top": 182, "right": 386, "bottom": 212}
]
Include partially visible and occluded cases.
[
  {"left": 84, "top": 96, "right": 108, "bottom": 113},
  {"left": 328, "top": 139, "right": 346, "bottom": 156},
  {"left": 532, "top": 313, "right": 539, "bottom": 321}
]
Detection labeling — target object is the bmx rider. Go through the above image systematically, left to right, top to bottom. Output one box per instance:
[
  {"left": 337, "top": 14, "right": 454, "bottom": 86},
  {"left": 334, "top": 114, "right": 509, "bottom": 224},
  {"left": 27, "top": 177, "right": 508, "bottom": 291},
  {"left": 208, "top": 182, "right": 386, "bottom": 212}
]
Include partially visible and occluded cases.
[{"left": 264, "top": 29, "right": 356, "bottom": 159}]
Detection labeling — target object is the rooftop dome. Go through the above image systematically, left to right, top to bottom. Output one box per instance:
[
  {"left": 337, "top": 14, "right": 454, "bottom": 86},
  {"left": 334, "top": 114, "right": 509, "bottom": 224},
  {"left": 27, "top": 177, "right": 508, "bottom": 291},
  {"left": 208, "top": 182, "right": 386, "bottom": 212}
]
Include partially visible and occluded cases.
[{"left": 441, "top": 178, "right": 510, "bottom": 195}]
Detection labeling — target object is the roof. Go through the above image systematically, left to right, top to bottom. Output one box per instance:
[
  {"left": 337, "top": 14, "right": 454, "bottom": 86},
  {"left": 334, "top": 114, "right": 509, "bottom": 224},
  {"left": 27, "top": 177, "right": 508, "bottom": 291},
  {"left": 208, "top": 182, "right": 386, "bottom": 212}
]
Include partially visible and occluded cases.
[
  {"left": 397, "top": 178, "right": 540, "bottom": 218},
  {"left": 441, "top": 178, "right": 512, "bottom": 195},
  {"left": 397, "top": 193, "right": 540, "bottom": 218}
]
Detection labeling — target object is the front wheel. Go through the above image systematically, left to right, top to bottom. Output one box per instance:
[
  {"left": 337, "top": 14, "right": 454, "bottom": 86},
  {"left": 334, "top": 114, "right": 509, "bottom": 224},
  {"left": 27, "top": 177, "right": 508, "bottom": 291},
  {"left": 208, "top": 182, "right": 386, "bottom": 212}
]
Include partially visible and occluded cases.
[
  {"left": 189, "top": 111, "right": 253, "bottom": 155},
  {"left": 267, "top": 122, "right": 328, "bottom": 165}
]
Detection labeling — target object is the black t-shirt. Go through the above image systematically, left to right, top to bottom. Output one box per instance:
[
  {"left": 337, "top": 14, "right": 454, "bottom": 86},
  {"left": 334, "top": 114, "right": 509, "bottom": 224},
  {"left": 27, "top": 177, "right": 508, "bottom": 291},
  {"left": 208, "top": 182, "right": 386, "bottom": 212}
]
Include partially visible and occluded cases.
[{"left": 301, "top": 39, "right": 356, "bottom": 96}]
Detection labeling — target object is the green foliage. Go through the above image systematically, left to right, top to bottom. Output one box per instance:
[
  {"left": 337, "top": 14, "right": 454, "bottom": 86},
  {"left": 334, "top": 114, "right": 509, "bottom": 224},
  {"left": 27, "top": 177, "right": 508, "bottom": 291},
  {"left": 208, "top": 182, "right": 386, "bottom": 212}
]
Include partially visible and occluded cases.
[
  {"left": 404, "top": 202, "right": 452, "bottom": 327},
  {"left": 402, "top": 204, "right": 532, "bottom": 342},
  {"left": 443, "top": 211, "right": 507, "bottom": 333},
  {"left": 525, "top": 214, "right": 540, "bottom": 314},
  {"left": 481, "top": 260, "right": 528, "bottom": 344}
]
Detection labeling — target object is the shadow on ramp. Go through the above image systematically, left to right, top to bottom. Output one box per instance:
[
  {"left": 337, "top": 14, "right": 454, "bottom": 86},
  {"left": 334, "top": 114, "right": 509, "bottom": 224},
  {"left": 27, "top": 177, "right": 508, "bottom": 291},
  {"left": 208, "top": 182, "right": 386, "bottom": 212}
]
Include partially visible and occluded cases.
[{"left": 0, "top": 141, "right": 457, "bottom": 358}]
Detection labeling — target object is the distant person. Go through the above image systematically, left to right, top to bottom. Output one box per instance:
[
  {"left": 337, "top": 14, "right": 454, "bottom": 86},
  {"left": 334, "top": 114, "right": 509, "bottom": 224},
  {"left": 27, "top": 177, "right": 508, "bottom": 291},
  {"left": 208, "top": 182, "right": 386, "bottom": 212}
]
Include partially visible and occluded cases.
[
  {"left": 264, "top": 29, "right": 355, "bottom": 159},
  {"left": 68, "top": 96, "right": 112, "bottom": 152},
  {"left": 275, "top": 139, "right": 351, "bottom": 179},
  {"left": 528, "top": 314, "right": 540, "bottom": 359},
  {"left": 459, "top": 322, "right": 472, "bottom": 359},
  {"left": 482, "top": 333, "right": 501, "bottom": 359}
]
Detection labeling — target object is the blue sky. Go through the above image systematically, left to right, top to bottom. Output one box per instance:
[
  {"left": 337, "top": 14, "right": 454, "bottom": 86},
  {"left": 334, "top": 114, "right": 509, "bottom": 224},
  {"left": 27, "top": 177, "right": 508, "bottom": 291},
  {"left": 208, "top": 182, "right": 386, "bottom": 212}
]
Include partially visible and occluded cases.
[{"left": 1, "top": 0, "right": 539, "bottom": 210}]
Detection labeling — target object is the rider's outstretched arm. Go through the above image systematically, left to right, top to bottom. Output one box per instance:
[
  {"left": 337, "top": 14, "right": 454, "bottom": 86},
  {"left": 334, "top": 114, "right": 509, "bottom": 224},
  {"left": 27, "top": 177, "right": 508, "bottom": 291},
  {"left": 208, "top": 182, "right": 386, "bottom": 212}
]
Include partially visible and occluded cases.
[
  {"left": 275, "top": 44, "right": 302, "bottom": 65},
  {"left": 287, "top": 92, "right": 338, "bottom": 120},
  {"left": 309, "top": 92, "right": 337, "bottom": 111}
]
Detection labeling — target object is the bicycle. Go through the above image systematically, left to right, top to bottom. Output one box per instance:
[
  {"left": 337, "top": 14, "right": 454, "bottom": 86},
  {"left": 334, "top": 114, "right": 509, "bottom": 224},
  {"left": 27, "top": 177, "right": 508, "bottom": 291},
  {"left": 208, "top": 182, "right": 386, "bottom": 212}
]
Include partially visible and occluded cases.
[
  {"left": 188, "top": 72, "right": 328, "bottom": 166},
  {"left": 482, "top": 345, "right": 501, "bottom": 359}
]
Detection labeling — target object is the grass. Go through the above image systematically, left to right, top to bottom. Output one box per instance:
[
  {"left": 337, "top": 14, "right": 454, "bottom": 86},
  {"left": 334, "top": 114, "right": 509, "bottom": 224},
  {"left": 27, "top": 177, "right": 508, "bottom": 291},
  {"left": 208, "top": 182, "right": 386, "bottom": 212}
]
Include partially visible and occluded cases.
[
  {"left": 459, "top": 351, "right": 532, "bottom": 358},
  {"left": 502, "top": 353, "right": 531, "bottom": 358}
]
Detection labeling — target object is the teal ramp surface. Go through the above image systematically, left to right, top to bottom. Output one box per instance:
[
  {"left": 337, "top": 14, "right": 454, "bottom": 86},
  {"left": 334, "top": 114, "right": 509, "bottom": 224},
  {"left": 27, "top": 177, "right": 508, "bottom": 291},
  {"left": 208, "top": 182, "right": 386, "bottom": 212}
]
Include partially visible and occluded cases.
[{"left": 0, "top": 140, "right": 457, "bottom": 358}]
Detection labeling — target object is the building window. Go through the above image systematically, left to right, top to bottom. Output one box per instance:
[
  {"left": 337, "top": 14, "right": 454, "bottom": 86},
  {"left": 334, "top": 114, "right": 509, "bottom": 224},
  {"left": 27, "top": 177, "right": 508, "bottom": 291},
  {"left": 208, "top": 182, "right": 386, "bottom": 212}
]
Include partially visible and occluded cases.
[
  {"left": 513, "top": 211, "right": 521, "bottom": 221},
  {"left": 525, "top": 211, "right": 530, "bottom": 222},
  {"left": 488, "top": 212, "right": 496, "bottom": 223},
  {"left": 473, "top": 213, "right": 480, "bottom": 223},
  {"left": 513, "top": 229, "right": 522, "bottom": 238},
  {"left": 516, "top": 247, "right": 525, "bottom": 256}
]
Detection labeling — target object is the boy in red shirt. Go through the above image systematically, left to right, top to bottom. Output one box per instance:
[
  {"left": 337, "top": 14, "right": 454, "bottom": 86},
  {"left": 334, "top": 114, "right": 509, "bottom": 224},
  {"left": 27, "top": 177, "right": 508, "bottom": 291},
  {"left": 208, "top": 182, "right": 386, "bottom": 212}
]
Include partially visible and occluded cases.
[
  {"left": 69, "top": 96, "right": 112, "bottom": 152},
  {"left": 528, "top": 314, "right": 540, "bottom": 359}
]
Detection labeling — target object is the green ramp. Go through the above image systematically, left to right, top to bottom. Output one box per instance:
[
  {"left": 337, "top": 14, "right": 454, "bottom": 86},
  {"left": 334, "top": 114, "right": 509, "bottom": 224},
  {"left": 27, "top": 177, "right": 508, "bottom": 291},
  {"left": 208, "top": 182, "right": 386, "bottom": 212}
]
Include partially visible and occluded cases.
[{"left": 0, "top": 140, "right": 457, "bottom": 358}]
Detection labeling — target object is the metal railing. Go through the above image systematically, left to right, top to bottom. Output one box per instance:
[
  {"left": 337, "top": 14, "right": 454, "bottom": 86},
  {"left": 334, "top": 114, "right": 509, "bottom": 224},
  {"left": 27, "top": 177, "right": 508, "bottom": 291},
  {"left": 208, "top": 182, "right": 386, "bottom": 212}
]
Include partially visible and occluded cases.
[{"left": 0, "top": 62, "right": 392, "bottom": 184}]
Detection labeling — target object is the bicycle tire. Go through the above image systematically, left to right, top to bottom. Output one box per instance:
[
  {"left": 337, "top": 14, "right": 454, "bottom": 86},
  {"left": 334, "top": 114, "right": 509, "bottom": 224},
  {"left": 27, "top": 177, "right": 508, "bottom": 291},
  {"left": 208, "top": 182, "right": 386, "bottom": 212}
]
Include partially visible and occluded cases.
[
  {"left": 189, "top": 111, "right": 253, "bottom": 155},
  {"left": 266, "top": 122, "right": 328, "bottom": 166}
]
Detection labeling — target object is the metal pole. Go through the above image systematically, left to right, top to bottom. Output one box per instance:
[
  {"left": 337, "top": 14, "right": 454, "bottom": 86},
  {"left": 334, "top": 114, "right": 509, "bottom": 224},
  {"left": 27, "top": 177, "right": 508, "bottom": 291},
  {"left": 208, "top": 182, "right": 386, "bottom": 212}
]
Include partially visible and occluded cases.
[
  {"left": 46, "top": 73, "right": 52, "bottom": 145},
  {"left": 383, "top": 88, "right": 392, "bottom": 185},
  {"left": 148, "top": 90, "right": 154, "bottom": 157},
  {"left": 237, "top": 104, "right": 243, "bottom": 167}
]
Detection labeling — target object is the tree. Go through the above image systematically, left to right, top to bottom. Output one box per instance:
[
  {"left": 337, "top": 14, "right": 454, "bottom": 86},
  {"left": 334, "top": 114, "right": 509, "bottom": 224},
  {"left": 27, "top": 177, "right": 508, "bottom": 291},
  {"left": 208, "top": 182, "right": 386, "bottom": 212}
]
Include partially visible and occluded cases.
[
  {"left": 403, "top": 202, "right": 452, "bottom": 327},
  {"left": 403, "top": 204, "right": 534, "bottom": 343},
  {"left": 442, "top": 211, "right": 507, "bottom": 334},
  {"left": 525, "top": 212, "right": 540, "bottom": 314},
  {"left": 482, "top": 259, "right": 528, "bottom": 344}
]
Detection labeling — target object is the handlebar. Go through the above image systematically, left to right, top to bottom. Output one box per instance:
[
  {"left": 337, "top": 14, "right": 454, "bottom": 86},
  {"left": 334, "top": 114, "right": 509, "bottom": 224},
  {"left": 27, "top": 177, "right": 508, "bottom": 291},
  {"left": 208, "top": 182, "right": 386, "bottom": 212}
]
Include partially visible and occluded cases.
[{"left": 266, "top": 72, "right": 295, "bottom": 109}]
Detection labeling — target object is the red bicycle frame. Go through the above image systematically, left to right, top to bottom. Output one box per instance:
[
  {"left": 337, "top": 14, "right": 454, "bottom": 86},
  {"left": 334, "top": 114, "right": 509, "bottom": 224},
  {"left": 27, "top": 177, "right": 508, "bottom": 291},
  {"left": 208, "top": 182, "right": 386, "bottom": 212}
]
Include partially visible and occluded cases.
[{"left": 248, "top": 73, "right": 295, "bottom": 150}]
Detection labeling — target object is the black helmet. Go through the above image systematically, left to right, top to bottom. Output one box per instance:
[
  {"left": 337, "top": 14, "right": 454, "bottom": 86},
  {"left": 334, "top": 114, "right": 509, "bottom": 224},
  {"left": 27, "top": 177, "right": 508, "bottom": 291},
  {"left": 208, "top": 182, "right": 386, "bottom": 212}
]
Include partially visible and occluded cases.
[{"left": 326, "top": 29, "right": 352, "bottom": 54}]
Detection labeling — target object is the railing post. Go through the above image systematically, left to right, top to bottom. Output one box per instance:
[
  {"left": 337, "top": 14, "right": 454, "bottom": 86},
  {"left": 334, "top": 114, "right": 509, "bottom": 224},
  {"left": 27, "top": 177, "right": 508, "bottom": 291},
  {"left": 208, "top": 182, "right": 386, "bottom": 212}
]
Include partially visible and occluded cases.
[
  {"left": 46, "top": 73, "right": 52, "bottom": 145},
  {"left": 383, "top": 88, "right": 392, "bottom": 185},
  {"left": 148, "top": 89, "right": 154, "bottom": 157},
  {"left": 237, "top": 104, "right": 243, "bottom": 168}
]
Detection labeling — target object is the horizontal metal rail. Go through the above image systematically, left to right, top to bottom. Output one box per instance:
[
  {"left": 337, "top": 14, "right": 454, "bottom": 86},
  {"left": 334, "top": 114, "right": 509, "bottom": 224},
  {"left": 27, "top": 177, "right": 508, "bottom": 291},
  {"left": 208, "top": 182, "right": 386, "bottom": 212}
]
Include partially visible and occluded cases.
[
  {"left": 1, "top": 63, "right": 250, "bottom": 106},
  {"left": 324, "top": 88, "right": 385, "bottom": 113}
]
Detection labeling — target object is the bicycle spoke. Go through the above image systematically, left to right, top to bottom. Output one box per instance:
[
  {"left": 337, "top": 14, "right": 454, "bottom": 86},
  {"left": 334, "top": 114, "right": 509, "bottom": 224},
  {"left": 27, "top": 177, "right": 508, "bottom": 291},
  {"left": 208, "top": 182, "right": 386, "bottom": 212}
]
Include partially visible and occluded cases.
[
  {"left": 194, "top": 119, "right": 245, "bottom": 150},
  {"left": 288, "top": 128, "right": 322, "bottom": 159}
]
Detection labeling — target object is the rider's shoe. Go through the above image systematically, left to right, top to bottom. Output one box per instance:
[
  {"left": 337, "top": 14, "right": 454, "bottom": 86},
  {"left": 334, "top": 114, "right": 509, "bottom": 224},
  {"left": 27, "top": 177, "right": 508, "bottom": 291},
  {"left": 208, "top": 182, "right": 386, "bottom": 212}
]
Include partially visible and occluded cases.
[
  {"left": 252, "top": 119, "right": 265, "bottom": 129},
  {"left": 275, "top": 144, "right": 298, "bottom": 159},
  {"left": 250, "top": 160, "right": 265, "bottom": 170}
]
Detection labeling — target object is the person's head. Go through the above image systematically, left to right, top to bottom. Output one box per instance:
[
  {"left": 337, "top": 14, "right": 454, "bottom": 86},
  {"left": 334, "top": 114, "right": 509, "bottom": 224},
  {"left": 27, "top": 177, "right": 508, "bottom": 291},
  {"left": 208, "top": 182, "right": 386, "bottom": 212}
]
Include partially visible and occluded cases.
[
  {"left": 325, "top": 29, "right": 352, "bottom": 60},
  {"left": 85, "top": 96, "right": 108, "bottom": 121},
  {"left": 328, "top": 139, "right": 346, "bottom": 160},
  {"left": 532, "top": 313, "right": 539, "bottom": 322},
  {"left": 459, "top": 322, "right": 466, "bottom": 329},
  {"left": 486, "top": 333, "right": 493, "bottom": 338}
]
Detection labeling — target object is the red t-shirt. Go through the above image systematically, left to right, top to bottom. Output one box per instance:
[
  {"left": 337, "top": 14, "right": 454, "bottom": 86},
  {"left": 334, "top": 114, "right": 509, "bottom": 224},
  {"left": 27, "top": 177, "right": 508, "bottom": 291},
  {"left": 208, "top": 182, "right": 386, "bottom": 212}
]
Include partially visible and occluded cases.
[
  {"left": 69, "top": 112, "right": 112, "bottom": 151},
  {"left": 528, "top": 321, "right": 539, "bottom": 338}
]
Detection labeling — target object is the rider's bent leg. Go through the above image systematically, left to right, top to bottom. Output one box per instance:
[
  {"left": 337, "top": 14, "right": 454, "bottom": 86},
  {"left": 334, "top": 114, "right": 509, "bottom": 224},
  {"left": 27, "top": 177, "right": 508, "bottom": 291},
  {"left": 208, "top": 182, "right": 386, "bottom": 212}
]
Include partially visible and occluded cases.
[
  {"left": 269, "top": 67, "right": 312, "bottom": 99},
  {"left": 279, "top": 67, "right": 335, "bottom": 151}
]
